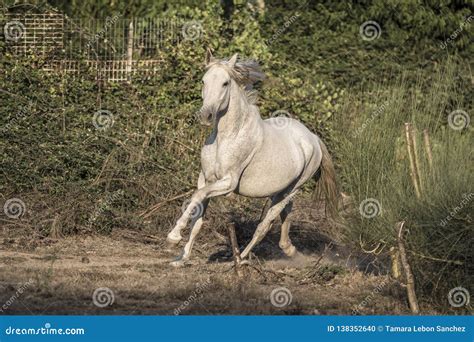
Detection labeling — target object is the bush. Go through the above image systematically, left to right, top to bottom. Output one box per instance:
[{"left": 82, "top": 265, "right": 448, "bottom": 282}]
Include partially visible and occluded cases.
[{"left": 333, "top": 59, "right": 472, "bottom": 311}]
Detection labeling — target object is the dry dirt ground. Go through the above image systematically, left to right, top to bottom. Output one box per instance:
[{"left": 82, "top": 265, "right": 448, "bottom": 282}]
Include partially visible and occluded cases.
[{"left": 0, "top": 201, "right": 418, "bottom": 315}]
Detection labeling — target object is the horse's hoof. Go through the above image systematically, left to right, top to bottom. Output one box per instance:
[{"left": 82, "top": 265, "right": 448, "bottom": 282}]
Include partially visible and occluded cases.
[
  {"left": 166, "top": 234, "right": 182, "bottom": 245},
  {"left": 282, "top": 244, "right": 297, "bottom": 258},
  {"left": 170, "top": 259, "right": 187, "bottom": 268}
]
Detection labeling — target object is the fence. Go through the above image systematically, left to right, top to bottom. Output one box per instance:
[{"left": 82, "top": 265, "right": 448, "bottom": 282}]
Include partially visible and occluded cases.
[{"left": 2, "top": 8, "right": 196, "bottom": 82}]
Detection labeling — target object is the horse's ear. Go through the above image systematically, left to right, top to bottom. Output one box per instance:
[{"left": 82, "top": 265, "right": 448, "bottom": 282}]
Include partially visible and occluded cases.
[
  {"left": 205, "top": 47, "right": 215, "bottom": 66},
  {"left": 228, "top": 53, "right": 238, "bottom": 68}
]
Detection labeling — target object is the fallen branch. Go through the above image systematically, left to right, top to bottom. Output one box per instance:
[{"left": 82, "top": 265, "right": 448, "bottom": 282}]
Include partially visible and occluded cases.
[
  {"left": 139, "top": 190, "right": 194, "bottom": 218},
  {"left": 396, "top": 221, "right": 420, "bottom": 314},
  {"left": 227, "top": 223, "right": 245, "bottom": 277},
  {"left": 359, "top": 235, "right": 385, "bottom": 255},
  {"left": 302, "top": 242, "right": 332, "bottom": 278},
  {"left": 408, "top": 250, "right": 463, "bottom": 266}
]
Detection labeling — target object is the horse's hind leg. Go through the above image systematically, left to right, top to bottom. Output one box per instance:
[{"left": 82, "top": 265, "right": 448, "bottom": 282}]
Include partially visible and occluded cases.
[
  {"left": 240, "top": 191, "right": 298, "bottom": 260},
  {"left": 279, "top": 200, "right": 297, "bottom": 257}
]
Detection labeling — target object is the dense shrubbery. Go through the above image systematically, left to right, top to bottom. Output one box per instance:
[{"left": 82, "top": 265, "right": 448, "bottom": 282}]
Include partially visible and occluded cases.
[{"left": 1, "top": 0, "right": 472, "bottom": 311}]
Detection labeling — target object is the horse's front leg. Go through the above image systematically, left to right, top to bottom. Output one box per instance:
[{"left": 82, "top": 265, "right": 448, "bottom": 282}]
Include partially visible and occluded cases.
[
  {"left": 167, "top": 173, "right": 206, "bottom": 245},
  {"left": 168, "top": 174, "right": 237, "bottom": 266},
  {"left": 170, "top": 198, "right": 209, "bottom": 267}
]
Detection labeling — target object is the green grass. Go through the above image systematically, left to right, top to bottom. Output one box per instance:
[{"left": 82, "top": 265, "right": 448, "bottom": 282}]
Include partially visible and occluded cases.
[{"left": 333, "top": 58, "right": 473, "bottom": 311}]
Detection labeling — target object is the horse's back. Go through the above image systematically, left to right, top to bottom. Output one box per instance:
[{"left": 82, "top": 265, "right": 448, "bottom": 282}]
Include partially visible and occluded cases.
[
  {"left": 235, "top": 117, "right": 321, "bottom": 197},
  {"left": 264, "top": 117, "right": 321, "bottom": 150}
]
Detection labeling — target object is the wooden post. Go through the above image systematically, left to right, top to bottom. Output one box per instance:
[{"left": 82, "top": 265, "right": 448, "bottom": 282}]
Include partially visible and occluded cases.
[
  {"left": 256, "top": 0, "right": 266, "bottom": 13},
  {"left": 126, "top": 20, "right": 134, "bottom": 83},
  {"left": 404, "top": 123, "right": 421, "bottom": 199},
  {"left": 411, "top": 126, "right": 423, "bottom": 192},
  {"left": 423, "top": 129, "right": 433, "bottom": 172},
  {"left": 396, "top": 221, "right": 420, "bottom": 314},
  {"left": 227, "top": 223, "right": 245, "bottom": 277},
  {"left": 389, "top": 247, "right": 401, "bottom": 279}
]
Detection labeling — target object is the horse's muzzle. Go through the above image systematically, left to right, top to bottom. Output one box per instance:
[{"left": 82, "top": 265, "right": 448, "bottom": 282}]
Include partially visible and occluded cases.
[{"left": 199, "top": 107, "right": 213, "bottom": 126}]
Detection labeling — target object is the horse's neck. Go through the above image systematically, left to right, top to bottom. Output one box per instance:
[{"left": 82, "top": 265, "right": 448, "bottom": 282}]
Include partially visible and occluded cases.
[{"left": 215, "top": 83, "right": 262, "bottom": 138}]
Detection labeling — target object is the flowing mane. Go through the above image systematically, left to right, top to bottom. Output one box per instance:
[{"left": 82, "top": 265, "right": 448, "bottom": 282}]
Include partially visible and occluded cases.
[{"left": 206, "top": 57, "right": 265, "bottom": 105}]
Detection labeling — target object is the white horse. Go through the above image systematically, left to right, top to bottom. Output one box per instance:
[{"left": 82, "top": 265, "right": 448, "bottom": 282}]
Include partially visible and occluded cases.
[{"left": 167, "top": 51, "right": 338, "bottom": 267}]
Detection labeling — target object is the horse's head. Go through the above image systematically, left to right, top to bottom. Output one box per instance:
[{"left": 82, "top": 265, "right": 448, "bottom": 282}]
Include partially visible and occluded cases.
[
  {"left": 199, "top": 50, "right": 265, "bottom": 126},
  {"left": 199, "top": 51, "right": 237, "bottom": 126}
]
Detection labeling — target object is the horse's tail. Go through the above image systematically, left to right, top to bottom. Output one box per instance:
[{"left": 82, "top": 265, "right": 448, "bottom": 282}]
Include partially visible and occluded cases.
[{"left": 314, "top": 139, "right": 340, "bottom": 219}]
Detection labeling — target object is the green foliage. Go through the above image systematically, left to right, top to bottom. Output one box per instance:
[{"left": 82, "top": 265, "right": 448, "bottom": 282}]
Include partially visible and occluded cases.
[
  {"left": 260, "top": 0, "right": 473, "bottom": 87},
  {"left": 333, "top": 59, "right": 472, "bottom": 311}
]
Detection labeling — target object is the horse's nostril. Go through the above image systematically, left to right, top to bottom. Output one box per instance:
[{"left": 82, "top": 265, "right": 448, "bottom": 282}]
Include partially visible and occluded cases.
[{"left": 198, "top": 110, "right": 212, "bottom": 125}]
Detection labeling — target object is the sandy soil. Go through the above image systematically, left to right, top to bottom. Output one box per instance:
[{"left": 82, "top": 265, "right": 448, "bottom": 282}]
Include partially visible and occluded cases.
[{"left": 0, "top": 222, "right": 412, "bottom": 315}]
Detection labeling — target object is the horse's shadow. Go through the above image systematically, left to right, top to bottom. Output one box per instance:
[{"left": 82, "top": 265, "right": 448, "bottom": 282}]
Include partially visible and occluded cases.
[
  {"left": 207, "top": 214, "right": 385, "bottom": 275},
  {"left": 208, "top": 214, "right": 332, "bottom": 262},
  {"left": 207, "top": 218, "right": 288, "bottom": 262}
]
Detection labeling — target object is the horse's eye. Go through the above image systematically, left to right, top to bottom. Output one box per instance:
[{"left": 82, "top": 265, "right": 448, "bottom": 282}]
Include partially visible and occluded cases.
[{"left": 223, "top": 81, "right": 229, "bottom": 87}]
